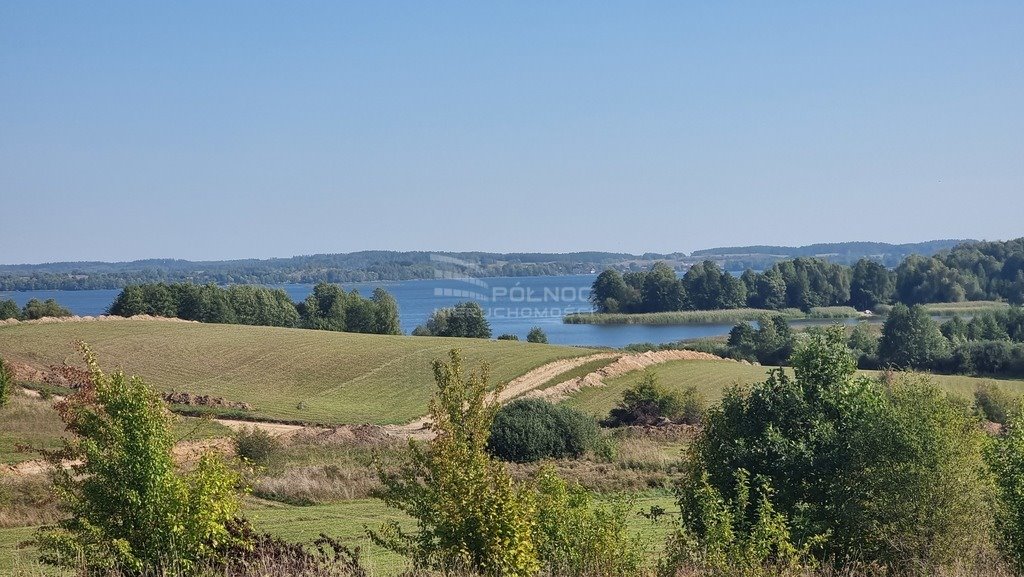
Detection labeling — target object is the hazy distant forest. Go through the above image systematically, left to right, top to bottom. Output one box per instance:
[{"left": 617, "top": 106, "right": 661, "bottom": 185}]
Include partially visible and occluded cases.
[{"left": 0, "top": 240, "right": 965, "bottom": 291}]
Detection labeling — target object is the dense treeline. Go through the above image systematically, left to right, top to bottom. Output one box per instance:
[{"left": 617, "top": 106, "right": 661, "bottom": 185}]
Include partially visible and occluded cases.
[
  {"left": 591, "top": 237, "right": 1024, "bottom": 314},
  {"left": 591, "top": 258, "right": 855, "bottom": 313},
  {"left": 108, "top": 282, "right": 400, "bottom": 334},
  {"left": 0, "top": 297, "right": 72, "bottom": 321},
  {"left": 715, "top": 304, "right": 1024, "bottom": 379},
  {"left": 853, "top": 304, "right": 1024, "bottom": 377}
]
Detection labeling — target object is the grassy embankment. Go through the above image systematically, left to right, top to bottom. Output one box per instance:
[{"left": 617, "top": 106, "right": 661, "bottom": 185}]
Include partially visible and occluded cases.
[
  {"left": 564, "top": 306, "right": 861, "bottom": 325},
  {"left": 0, "top": 320, "right": 598, "bottom": 425}
]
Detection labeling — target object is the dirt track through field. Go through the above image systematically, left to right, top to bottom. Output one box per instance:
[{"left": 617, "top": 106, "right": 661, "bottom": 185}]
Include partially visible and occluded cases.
[
  {"left": 522, "top": 349, "right": 730, "bottom": 403},
  {"left": 211, "top": 350, "right": 726, "bottom": 441}
]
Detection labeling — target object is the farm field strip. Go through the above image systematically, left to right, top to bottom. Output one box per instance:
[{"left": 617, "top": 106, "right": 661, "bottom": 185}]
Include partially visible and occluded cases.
[{"left": 0, "top": 320, "right": 598, "bottom": 425}]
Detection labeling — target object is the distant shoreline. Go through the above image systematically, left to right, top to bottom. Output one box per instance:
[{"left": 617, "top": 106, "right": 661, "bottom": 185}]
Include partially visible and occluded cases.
[{"left": 564, "top": 307, "right": 864, "bottom": 326}]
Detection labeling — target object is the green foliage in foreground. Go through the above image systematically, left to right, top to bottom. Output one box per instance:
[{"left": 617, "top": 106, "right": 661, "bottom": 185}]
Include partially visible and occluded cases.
[
  {"left": 678, "top": 326, "right": 997, "bottom": 571},
  {"left": 36, "top": 344, "right": 244, "bottom": 574},
  {"left": 371, "top": 350, "right": 537, "bottom": 575},
  {"left": 372, "top": 350, "right": 644, "bottom": 577},
  {"left": 489, "top": 399, "right": 598, "bottom": 463},
  {"left": 990, "top": 405, "right": 1024, "bottom": 571}
]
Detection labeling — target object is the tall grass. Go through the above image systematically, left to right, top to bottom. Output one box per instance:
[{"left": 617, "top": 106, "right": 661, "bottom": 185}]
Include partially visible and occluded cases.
[{"left": 923, "top": 301, "right": 1010, "bottom": 316}]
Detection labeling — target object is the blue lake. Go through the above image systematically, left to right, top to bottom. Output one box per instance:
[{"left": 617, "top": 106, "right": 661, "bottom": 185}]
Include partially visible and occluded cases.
[{"left": 1, "top": 275, "right": 753, "bottom": 348}]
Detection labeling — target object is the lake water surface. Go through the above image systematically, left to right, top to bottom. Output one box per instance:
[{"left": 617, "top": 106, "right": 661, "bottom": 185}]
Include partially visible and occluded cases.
[{"left": 0, "top": 275, "right": 773, "bottom": 348}]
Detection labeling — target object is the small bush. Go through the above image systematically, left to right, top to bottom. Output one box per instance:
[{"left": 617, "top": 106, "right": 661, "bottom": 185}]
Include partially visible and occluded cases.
[
  {"left": 527, "top": 327, "right": 548, "bottom": 344},
  {"left": 496, "top": 333, "right": 520, "bottom": 341},
  {"left": 605, "top": 371, "right": 705, "bottom": 426},
  {"left": 976, "top": 383, "right": 1019, "bottom": 425},
  {"left": 489, "top": 399, "right": 599, "bottom": 463},
  {"left": 235, "top": 426, "right": 283, "bottom": 467},
  {"left": 531, "top": 467, "right": 645, "bottom": 577}
]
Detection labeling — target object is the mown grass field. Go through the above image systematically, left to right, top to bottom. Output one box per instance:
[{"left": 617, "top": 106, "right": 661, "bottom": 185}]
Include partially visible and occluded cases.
[
  {"left": 564, "top": 306, "right": 861, "bottom": 326},
  {"left": 0, "top": 320, "right": 597, "bottom": 425},
  {"left": 565, "top": 359, "right": 1024, "bottom": 418},
  {"left": 0, "top": 493, "right": 678, "bottom": 576}
]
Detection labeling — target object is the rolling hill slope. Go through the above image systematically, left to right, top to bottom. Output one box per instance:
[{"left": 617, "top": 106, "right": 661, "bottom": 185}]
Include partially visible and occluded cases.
[{"left": 0, "top": 319, "right": 598, "bottom": 425}]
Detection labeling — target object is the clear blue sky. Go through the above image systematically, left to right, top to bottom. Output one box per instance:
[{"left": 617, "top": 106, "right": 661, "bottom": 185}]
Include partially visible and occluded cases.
[{"left": 1, "top": 2, "right": 1021, "bottom": 264}]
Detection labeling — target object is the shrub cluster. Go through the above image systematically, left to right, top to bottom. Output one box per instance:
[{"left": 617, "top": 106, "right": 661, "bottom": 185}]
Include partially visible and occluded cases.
[
  {"left": 0, "top": 297, "right": 72, "bottom": 321},
  {"left": 412, "top": 301, "right": 491, "bottom": 338},
  {"left": 526, "top": 326, "right": 548, "bottom": 343},
  {"left": 675, "top": 326, "right": 998, "bottom": 573},
  {"left": 605, "top": 371, "right": 705, "bottom": 426},
  {"left": 975, "top": 383, "right": 1020, "bottom": 425},
  {"left": 488, "top": 399, "right": 599, "bottom": 463},
  {"left": 234, "top": 425, "right": 284, "bottom": 467}
]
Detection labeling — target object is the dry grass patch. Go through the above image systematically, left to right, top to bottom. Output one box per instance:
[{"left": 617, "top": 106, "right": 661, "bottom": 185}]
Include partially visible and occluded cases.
[{"left": 0, "top": 391, "right": 67, "bottom": 465}]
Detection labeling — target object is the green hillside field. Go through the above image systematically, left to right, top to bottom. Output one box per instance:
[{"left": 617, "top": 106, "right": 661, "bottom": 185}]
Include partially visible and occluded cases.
[
  {"left": 0, "top": 320, "right": 597, "bottom": 425},
  {"left": 564, "top": 358, "right": 1024, "bottom": 418}
]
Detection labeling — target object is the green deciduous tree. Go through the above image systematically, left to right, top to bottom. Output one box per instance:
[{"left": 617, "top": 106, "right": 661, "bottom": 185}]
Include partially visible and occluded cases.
[
  {"left": 849, "top": 258, "right": 894, "bottom": 310},
  {"left": 641, "top": 262, "right": 685, "bottom": 313},
  {"left": 590, "top": 269, "right": 635, "bottom": 313},
  {"left": 301, "top": 282, "right": 348, "bottom": 331},
  {"left": 371, "top": 287, "right": 401, "bottom": 335},
  {"left": 0, "top": 298, "right": 20, "bottom": 320},
  {"left": 878, "top": 303, "right": 950, "bottom": 369},
  {"left": 526, "top": 326, "right": 548, "bottom": 344},
  {"left": 680, "top": 326, "right": 995, "bottom": 570},
  {"left": 36, "top": 344, "right": 244, "bottom": 574},
  {"left": 371, "top": 350, "right": 538, "bottom": 576},
  {"left": 605, "top": 370, "right": 705, "bottom": 426},
  {"left": 990, "top": 402, "right": 1024, "bottom": 570},
  {"left": 531, "top": 468, "right": 644, "bottom": 577}
]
